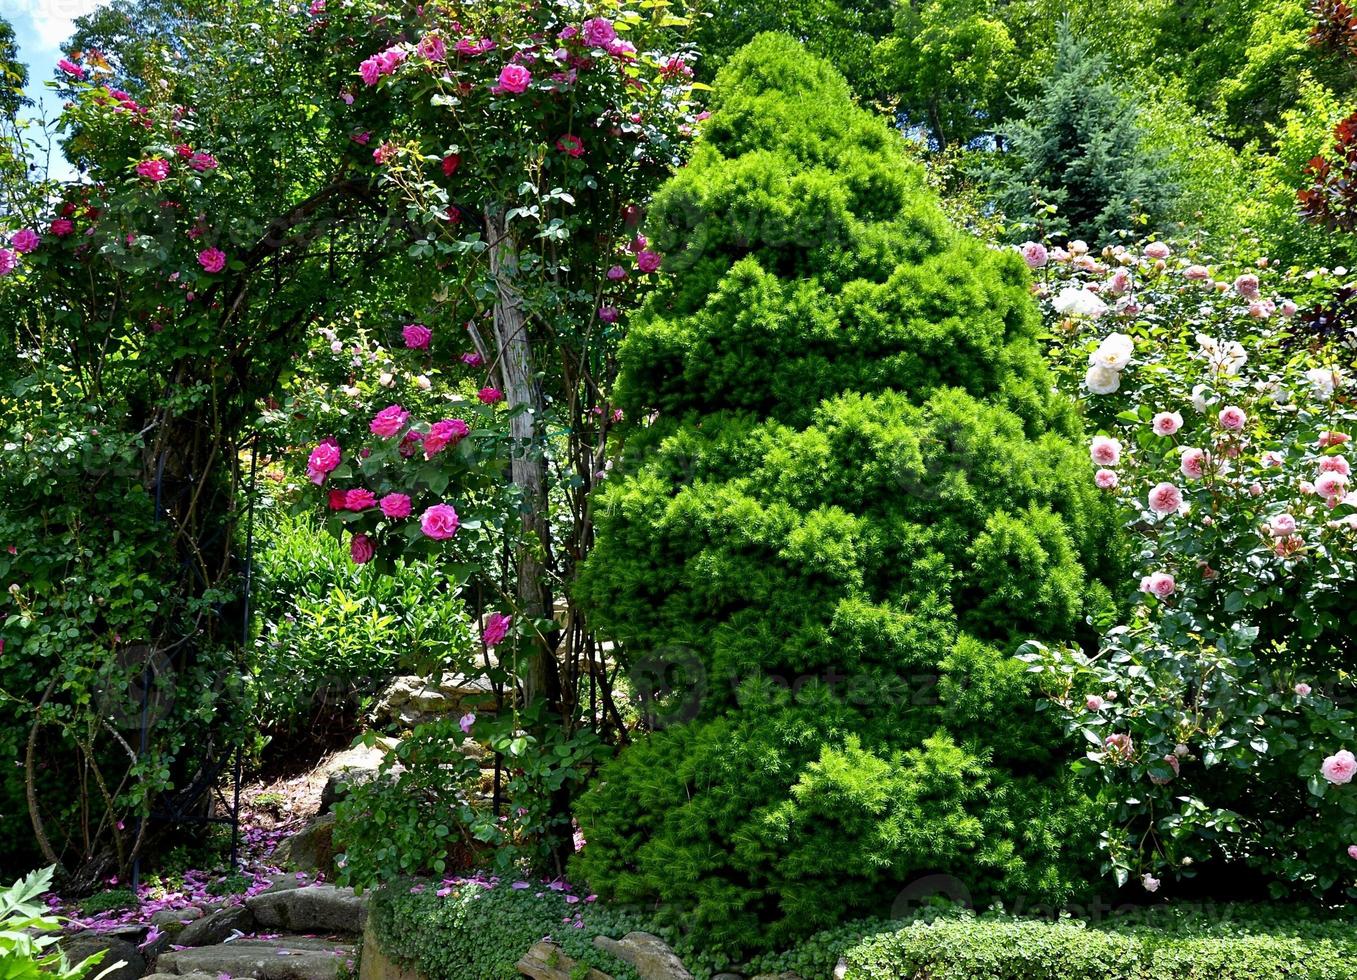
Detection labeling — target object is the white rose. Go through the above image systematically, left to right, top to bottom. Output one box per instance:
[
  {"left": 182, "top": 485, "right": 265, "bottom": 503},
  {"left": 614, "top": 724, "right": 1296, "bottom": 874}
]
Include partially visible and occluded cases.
[
  {"left": 1054, "top": 286, "right": 1109, "bottom": 318},
  {"left": 1090, "top": 332, "right": 1134, "bottom": 371},
  {"left": 1085, "top": 365, "right": 1122, "bottom": 395},
  {"left": 1307, "top": 367, "right": 1342, "bottom": 401}
]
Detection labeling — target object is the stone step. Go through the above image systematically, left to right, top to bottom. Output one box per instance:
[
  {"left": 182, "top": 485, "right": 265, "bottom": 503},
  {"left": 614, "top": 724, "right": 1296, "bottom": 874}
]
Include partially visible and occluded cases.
[
  {"left": 245, "top": 884, "right": 368, "bottom": 935},
  {"left": 155, "top": 938, "right": 355, "bottom": 980}
]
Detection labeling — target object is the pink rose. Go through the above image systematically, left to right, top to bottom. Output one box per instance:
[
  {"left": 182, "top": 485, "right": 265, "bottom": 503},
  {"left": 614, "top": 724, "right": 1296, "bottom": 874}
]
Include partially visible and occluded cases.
[
  {"left": 581, "top": 17, "right": 617, "bottom": 47},
  {"left": 418, "top": 33, "right": 447, "bottom": 62},
  {"left": 359, "top": 57, "right": 382, "bottom": 86},
  {"left": 58, "top": 58, "right": 85, "bottom": 79},
  {"left": 495, "top": 64, "right": 532, "bottom": 94},
  {"left": 556, "top": 134, "right": 585, "bottom": 157},
  {"left": 188, "top": 152, "right": 218, "bottom": 172},
  {"left": 136, "top": 158, "right": 171, "bottom": 181},
  {"left": 51, "top": 219, "right": 75, "bottom": 237},
  {"left": 10, "top": 229, "right": 39, "bottom": 254},
  {"left": 1019, "top": 241, "right": 1048, "bottom": 269},
  {"left": 1144, "top": 242, "right": 1171, "bottom": 260},
  {"left": 197, "top": 248, "right": 226, "bottom": 274},
  {"left": 0, "top": 249, "right": 15, "bottom": 277},
  {"left": 636, "top": 250, "right": 663, "bottom": 274},
  {"left": 1183, "top": 264, "right": 1210, "bottom": 281},
  {"left": 1107, "top": 268, "right": 1133, "bottom": 295},
  {"left": 1233, "top": 273, "right": 1260, "bottom": 299},
  {"left": 1280, "top": 299, "right": 1298, "bottom": 317},
  {"left": 598, "top": 306, "right": 620, "bottom": 323},
  {"left": 403, "top": 323, "right": 432, "bottom": 349},
  {"left": 460, "top": 352, "right": 483, "bottom": 367},
  {"left": 478, "top": 386, "right": 504, "bottom": 404},
  {"left": 370, "top": 404, "right": 411, "bottom": 438},
  {"left": 1218, "top": 405, "right": 1247, "bottom": 431},
  {"left": 1152, "top": 412, "right": 1183, "bottom": 437},
  {"left": 424, "top": 418, "right": 469, "bottom": 456},
  {"left": 1090, "top": 435, "right": 1121, "bottom": 467},
  {"left": 307, "top": 442, "right": 342, "bottom": 484},
  {"left": 1180, "top": 448, "right": 1207, "bottom": 480},
  {"left": 1261, "top": 450, "right": 1285, "bottom": 468},
  {"left": 1318, "top": 455, "right": 1351, "bottom": 477},
  {"left": 1094, "top": 468, "right": 1119, "bottom": 490},
  {"left": 1315, "top": 471, "right": 1349, "bottom": 502},
  {"left": 1148, "top": 482, "right": 1183, "bottom": 515},
  {"left": 345, "top": 488, "right": 377, "bottom": 511},
  {"left": 328, "top": 489, "right": 347, "bottom": 510},
  {"left": 379, "top": 493, "right": 412, "bottom": 519},
  {"left": 420, "top": 503, "right": 460, "bottom": 540},
  {"left": 1268, "top": 513, "right": 1297, "bottom": 537},
  {"left": 350, "top": 533, "right": 375, "bottom": 564},
  {"left": 1141, "top": 571, "right": 1176, "bottom": 599},
  {"left": 482, "top": 612, "right": 512, "bottom": 647},
  {"left": 1295, "top": 682, "right": 1312, "bottom": 696},
  {"left": 1085, "top": 694, "right": 1105, "bottom": 712},
  {"left": 459, "top": 712, "right": 476, "bottom": 734},
  {"left": 1104, "top": 733, "right": 1134, "bottom": 762},
  {"left": 1320, "top": 749, "right": 1356, "bottom": 785},
  {"left": 1149, "top": 753, "right": 1180, "bottom": 785},
  {"left": 1348, "top": 845, "right": 1357, "bottom": 860}
]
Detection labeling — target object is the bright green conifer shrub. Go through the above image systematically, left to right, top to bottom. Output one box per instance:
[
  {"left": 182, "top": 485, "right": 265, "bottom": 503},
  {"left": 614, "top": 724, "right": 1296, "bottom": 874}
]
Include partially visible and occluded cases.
[{"left": 572, "top": 34, "right": 1122, "bottom": 959}]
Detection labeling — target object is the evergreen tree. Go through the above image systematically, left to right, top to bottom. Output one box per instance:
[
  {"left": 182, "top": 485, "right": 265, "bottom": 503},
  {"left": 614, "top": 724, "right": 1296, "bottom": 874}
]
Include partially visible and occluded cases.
[
  {"left": 993, "top": 19, "right": 1175, "bottom": 242},
  {"left": 572, "top": 34, "right": 1121, "bottom": 961}
]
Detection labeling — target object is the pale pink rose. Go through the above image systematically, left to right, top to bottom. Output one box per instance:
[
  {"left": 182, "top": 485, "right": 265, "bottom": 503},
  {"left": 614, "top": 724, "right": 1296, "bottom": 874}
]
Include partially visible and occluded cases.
[
  {"left": 1019, "top": 241, "right": 1049, "bottom": 269},
  {"left": 1144, "top": 242, "right": 1171, "bottom": 260},
  {"left": 1183, "top": 265, "right": 1210, "bottom": 281},
  {"left": 1107, "top": 268, "right": 1133, "bottom": 295},
  {"left": 1233, "top": 273, "right": 1260, "bottom": 300},
  {"left": 1280, "top": 299, "right": 1298, "bottom": 317},
  {"left": 1248, "top": 300, "right": 1275, "bottom": 319},
  {"left": 403, "top": 323, "right": 432, "bottom": 349},
  {"left": 370, "top": 404, "right": 411, "bottom": 438},
  {"left": 1218, "top": 405, "right": 1247, "bottom": 431},
  {"left": 1152, "top": 412, "right": 1183, "bottom": 437},
  {"left": 1318, "top": 431, "right": 1351, "bottom": 449},
  {"left": 1090, "top": 435, "right": 1122, "bottom": 467},
  {"left": 307, "top": 442, "right": 342, "bottom": 484},
  {"left": 1180, "top": 447, "right": 1208, "bottom": 480},
  {"left": 1261, "top": 450, "right": 1285, "bottom": 468},
  {"left": 1318, "top": 455, "right": 1351, "bottom": 477},
  {"left": 1094, "top": 468, "right": 1119, "bottom": 490},
  {"left": 1315, "top": 471, "right": 1349, "bottom": 501},
  {"left": 1301, "top": 480, "right": 1316, "bottom": 495},
  {"left": 1148, "top": 482, "right": 1184, "bottom": 514},
  {"left": 1248, "top": 482, "right": 1264, "bottom": 497},
  {"left": 379, "top": 493, "right": 412, "bottom": 519},
  {"left": 420, "top": 503, "right": 460, "bottom": 540},
  {"left": 1268, "top": 513, "right": 1297, "bottom": 537},
  {"left": 350, "top": 533, "right": 375, "bottom": 565},
  {"left": 1142, "top": 572, "right": 1176, "bottom": 598},
  {"left": 482, "top": 612, "right": 512, "bottom": 647},
  {"left": 1294, "top": 682, "right": 1312, "bottom": 696},
  {"left": 1085, "top": 694, "right": 1105, "bottom": 712},
  {"left": 459, "top": 712, "right": 476, "bottom": 734},
  {"left": 1104, "top": 733, "right": 1134, "bottom": 761},
  {"left": 1320, "top": 749, "right": 1356, "bottom": 785},
  {"left": 1149, "top": 753, "right": 1180, "bottom": 785},
  {"left": 1348, "top": 844, "right": 1357, "bottom": 860},
  {"left": 1141, "top": 874, "right": 1160, "bottom": 893}
]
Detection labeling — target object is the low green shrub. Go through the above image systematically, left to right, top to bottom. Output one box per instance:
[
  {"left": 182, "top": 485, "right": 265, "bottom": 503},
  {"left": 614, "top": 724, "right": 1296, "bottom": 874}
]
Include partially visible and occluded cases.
[
  {"left": 367, "top": 877, "right": 658, "bottom": 980},
  {"left": 75, "top": 889, "right": 137, "bottom": 917}
]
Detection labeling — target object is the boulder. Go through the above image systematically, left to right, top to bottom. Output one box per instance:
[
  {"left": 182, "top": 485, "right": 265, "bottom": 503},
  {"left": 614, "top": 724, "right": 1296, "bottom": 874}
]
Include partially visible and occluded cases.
[
  {"left": 372, "top": 675, "right": 495, "bottom": 728},
  {"left": 318, "top": 740, "right": 401, "bottom": 814},
  {"left": 271, "top": 814, "right": 337, "bottom": 874},
  {"left": 245, "top": 884, "right": 367, "bottom": 935},
  {"left": 176, "top": 904, "right": 255, "bottom": 948},
  {"left": 150, "top": 908, "right": 203, "bottom": 929},
  {"left": 357, "top": 918, "right": 422, "bottom": 980},
  {"left": 59, "top": 931, "right": 145, "bottom": 980},
  {"left": 592, "top": 934, "right": 692, "bottom": 980},
  {"left": 156, "top": 939, "right": 353, "bottom": 980},
  {"left": 516, "top": 941, "right": 613, "bottom": 980}
]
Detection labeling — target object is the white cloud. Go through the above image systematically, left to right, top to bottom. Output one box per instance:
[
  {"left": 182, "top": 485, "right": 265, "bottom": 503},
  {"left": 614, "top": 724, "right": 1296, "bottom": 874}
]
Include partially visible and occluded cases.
[{"left": 16, "top": 0, "right": 107, "bottom": 50}]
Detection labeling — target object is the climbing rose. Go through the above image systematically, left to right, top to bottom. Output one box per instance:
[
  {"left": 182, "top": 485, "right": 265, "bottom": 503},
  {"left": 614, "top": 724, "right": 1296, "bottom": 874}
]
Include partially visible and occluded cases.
[
  {"left": 581, "top": 17, "right": 616, "bottom": 46},
  {"left": 418, "top": 33, "right": 446, "bottom": 62},
  {"left": 58, "top": 58, "right": 85, "bottom": 78},
  {"left": 495, "top": 64, "right": 531, "bottom": 94},
  {"left": 556, "top": 134, "right": 585, "bottom": 157},
  {"left": 188, "top": 151, "right": 218, "bottom": 172},
  {"left": 442, "top": 154, "right": 460, "bottom": 176},
  {"left": 136, "top": 158, "right": 170, "bottom": 181},
  {"left": 51, "top": 219, "right": 74, "bottom": 237},
  {"left": 10, "top": 229, "right": 39, "bottom": 253},
  {"left": 1019, "top": 241, "right": 1048, "bottom": 269},
  {"left": 1144, "top": 242, "right": 1171, "bottom": 260},
  {"left": 197, "top": 248, "right": 226, "bottom": 274},
  {"left": 0, "top": 249, "right": 15, "bottom": 277},
  {"left": 636, "top": 250, "right": 663, "bottom": 273},
  {"left": 1183, "top": 264, "right": 1210, "bottom": 281},
  {"left": 1233, "top": 273, "right": 1260, "bottom": 299},
  {"left": 598, "top": 306, "right": 620, "bottom": 324},
  {"left": 403, "top": 323, "right": 432, "bottom": 349},
  {"left": 1090, "top": 333, "right": 1134, "bottom": 371},
  {"left": 460, "top": 352, "right": 483, "bottom": 367},
  {"left": 1084, "top": 365, "right": 1121, "bottom": 395},
  {"left": 478, "top": 386, "right": 504, "bottom": 404},
  {"left": 370, "top": 404, "right": 411, "bottom": 438},
  {"left": 1218, "top": 405, "right": 1247, "bottom": 431},
  {"left": 1152, "top": 412, "right": 1183, "bottom": 437},
  {"left": 424, "top": 418, "right": 469, "bottom": 456},
  {"left": 1090, "top": 436, "right": 1121, "bottom": 467},
  {"left": 307, "top": 442, "right": 342, "bottom": 484},
  {"left": 1180, "top": 448, "right": 1208, "bottom": 480},
  {"left": 1319, "top": 455, "right": 1351, "bottom": 476},
  {"left": 1094, "top": 469, "right": 1119, "bottom": 490},
  {"left": 1148, "top": 482, "right": 1183, "bottom": 515},
  {"left": 345, "top": 488, "right": 377, "bottom": 511},
  {"left": 328, "top": 489, "right": 347, "bottom": 510},
  {"left": 379, "top": 493, "right": 412, "bottom": 519},
  {"left": 420, "top": 503, "right": 460, "bottom": 540},
  {"left": 1269, "top": 514, "right": 1298, "bottom": 537},
  {"left": 350, "top": 533, "right": 375, "bottom": 564},
  {"left": 1141, "top": 572, "right": 1176, "bottom": 599},
  {"left": 482, "top": 612, "right": 512, "bottom": 647},
  {"left": 1295, "top": 682, "right": 1312, "bottom": 696},
  {"left": 1085, "top": 694, "right": 1104, "bottom": 711},
  {"left": 459, "top": 712, "right": 475, "bottom": 734},
  {"left": 1104, "top": 733, "right": 1134, "bottom": 761},
  {"left": 1320, "top": 750, "right": 1356, "bottom": 785},
  {"left": 1149, "top": 753, "right": 1181, "bottom": 785},
  {"left": 1349, "top": 845, "right": 1357, "bottom": 860},
  {"left": 1141, "top": 875, "right": 1160, "bottom": 893}
]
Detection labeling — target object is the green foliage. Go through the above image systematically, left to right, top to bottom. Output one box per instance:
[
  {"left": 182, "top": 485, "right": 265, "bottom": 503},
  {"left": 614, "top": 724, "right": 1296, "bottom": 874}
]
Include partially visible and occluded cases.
[
  {"left": 992, "top": 20, "right": 1176, "bottom": 243},
  {"left": 573, "top": 34, "right": 1122, "bottom": 959},
  {"left": 0, "top": 867, "right": 118, "bottom": 980},
  {"left": 367, "top": 878, "right": 654, "bottom": 980},
  {"left": 75, "top": 889, "right": 137, "bottom": 917}
]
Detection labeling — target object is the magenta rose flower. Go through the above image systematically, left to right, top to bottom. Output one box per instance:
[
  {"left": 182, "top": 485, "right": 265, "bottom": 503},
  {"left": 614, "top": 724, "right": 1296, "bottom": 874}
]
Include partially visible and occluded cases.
[
  {"left": 581, "top": 17, "right": 616, "bottom": 47},
  {"left": 418, "top": 33, "right": 447, "bottom": 62},
  {"left": 58, "top": 58, "right": 85, "bottom": 78},
  {"left": 495, "top": 64, "right": 531, "bottom": 94},
  {"left": 556, "top": 134, "right": 585, "bottom": 157},
  {"left": 188, "top": 152, "right": 219, "bottom": 172},
  {"left": 136, "top": 158, "right": 171, "bottom": 181},
  {"left": 51, "top": 219, "right": 75, "bottom": 237},
  {"left": 10, "top": 229, "right": 39, "bottom": 254},
  {"left": 198, "top": 248, "right": 226, "bottom": 274},
  {"left": 0, "top": 249, "right": 15, "bottom": 277},
  {"left": 636, "top": 250, "right": 663, "bottom": 273},
  {"left": 598, "top": 306, "right": 619, "bottom": 323},
  {"left": 403, "top": 323, "right": 432, "bottom": 349},
  {"left": 460, "top": 352, "right": 483, "bottom": 367},
  {"left": 478, "top": 387, "right": 504, "bottom": 405},
  {"left": 370, "top": 404, "right": 411, "bottom": 438},
  {"left": 424, "top": 418, "right": 470, "bottom": 456},
  {"left": 307, "top": 441, "right": 342, "bottom": 484},
  {"left": 345, "top": 488, "right": 377, "bottom": 511},
  {"left": 379, "top": 493, "right": 412, "bottom": 519},
  {"left": 420, "top": 503, "right": 460, "bottom": 540},
  {"left": 350, "top": 533, "right": 375, "bottom": 565},
  {"left": 482, "top": 612, "right": 512, "bottom": 648}
]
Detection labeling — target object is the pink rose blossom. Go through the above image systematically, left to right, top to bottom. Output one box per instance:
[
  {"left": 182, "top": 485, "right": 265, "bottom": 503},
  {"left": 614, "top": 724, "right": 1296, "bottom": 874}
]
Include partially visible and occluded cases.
[
  {"left": 581, "top": 17, "right": 617, "bottom": 47},
  {"left": 418, "top": 34, "right": 447, "bottom": 62},
  {"left": 359, "top": 57, "right": 382, "bottom": 85},
  {"left": 58, "top": 58, "right": 85, "bottom": 78},
  {"left": 495, "top": 64, "right": 532, "bottom": 94},
  {"left": 556, "top": 134, "right": 585, "bottom": 157},
  {"left": 188, "top": 152, "right": 219, "bottom": 172},
  {"left": 136, "top": 158, "right": 171, "bottom": 181},
  {"left": 51, "top": 218, "right": 74, "bottom": 237},
  {"left": 10, "top": 229, "right": 39, "bottom": 254},
  {"left": 1019, "top": 241, "right": 1048, "bottom": 269},
  {"left": 1144, "top": 241, "right": 1171, "bottom": 260},
  {"left": 197, "top": 248, "right": 226, "bottom": 274},
  {"left": 0, "top": 249, "right": 15, "bottom": 277},
  {"left": 636, "top": 250, "right": 663, "bottom": 274},
  {"left": 1183, "top": 264, "right": 1210, "bottom": 281},
  {"left": 607, "top": 265, "right": 627, "bottom": 281},
  {"left": 1107, "top": 268, "right": 1133, "bottom": 295},
  {"left": 1233, "top": 273, "right": 1260, "bottom": 300},
  {"left": 1280, "top": 299, "right": 1298, "bottom": 317},
  {"left": 598, "top": 306, "right": 620, "bottom": 323},
  {"left": 403, "top": 323, "right": 432, "bottom": 349},
  {"left": 461, "top": 352, "right": 483, "bottom": 367},
  {"left": 478, "top": 386, "right": 504, "bottom": 404},
  {"left": 370, "top": 404, "right": 411, "bottom": 438},
  {"left": 1218, "top": 405, "right": 1247, "bottom": 431},
  {"left": 1152, "top": 412, "right": 1183, "bottom": 437},
  {"left": 424, "top": 418, "right": 470, "bottom": 456},
  {"left": 1090, "top": 435, "right": 1121, "bottom": 467},
  {"left": 307, "top": 442, "right": 342, "bottom": 484},
  {"left": 1180, "top": 448, "right": 1208, "bottom": 480},
  {"left": 1261, "top": 450, "right": 1285, "bottom": 468},
  {"left": 1318, "top": 455, "right": 1351, "bottom": 477},
  {"left": 1094, "top": 468, "right": 1119, "bottom": 490},
  {"left": 1315, "top": 471, "right": 1349, "bottom": 502},
  {"left": 1148, "top": 482, "right": 1184, "bottom": 515},
  {"left": 345, "top": 488, "right": 377, "bottom": 511},
  {"left": 379, "top": 493, "right": 412, "bottom": 519},
  {"left": 420, "top": 503, "right": 460, "bottom": 540},
  {"left": 1268, "top": 513, "right": 1297, "bottom": 537},
  {"left": 350, "top": 533, "right": 375, "bottom": 564},
  {"left": 1141, "top": 572, "right": 1176, "bottom": 599},
  {"left": 482, "top": 612, "right": 512, "bottom": 647},
  {"left": 1295, "top": 682, "right": 1312, "bottom": 696},
  {"left": 1085, "top": 694, "right": 1105, "bottom": 712},
  {"left": 459, "top": 712, "right": 476, "bottom": 734},
  {"left": 1104, "top": 733, "right": 1134, "bottom": 762},
  {"left": 1320, "top": 749, "right": 1356, "bottom": 785},
  {"left": 1149, "top": 753, "right": 1180, "bottom": 785},
  {"left": 1348, "top": 844, "right": 1357, "bottom": 860},
  {"left": 1141, "top": 874, "right": 1160, "bottom": 893}
]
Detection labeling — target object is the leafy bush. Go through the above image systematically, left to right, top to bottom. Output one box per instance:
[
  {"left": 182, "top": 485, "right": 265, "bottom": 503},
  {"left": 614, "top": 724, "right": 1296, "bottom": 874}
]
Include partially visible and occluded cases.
[
  {"left": 572, "top": 34, "right": 1123, "bottom": 959},
  {"left": 0, "top": 866, "right": 119, "bottom": 980},
  {"left": 367, "top": 876, "right": 656, "bottom": 980}
]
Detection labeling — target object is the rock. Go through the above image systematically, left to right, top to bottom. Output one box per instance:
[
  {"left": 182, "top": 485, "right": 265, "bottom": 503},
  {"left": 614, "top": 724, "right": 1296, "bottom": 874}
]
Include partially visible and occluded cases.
[
  {"left": 373, "top": 675, "right": 495, "bottom": 728},
  {"left": 318, "top": 741, "right": 401, "bottom": 814},
  {"left": 272, "top": 814, "right": 337, "bottom": 874},
  {"left": 246, "top": 884, "right": 367, "bottom": 935},
  {"left": 176, "top": 904, "right": 255, "bottom": 948},
  {"left": 151, "top": 908, "right": 203, "bottom": 929},
  {"left": 357, "top": 918, "right": 422, "bottom": 980},
  {"left": 59, "top": 931, "right": 146, "bottom": 980},
  {"left": 592, "top": 933, "right": 692, "bottom": 980},
  {"left": 156, "top": 939, "right": 353, "bottom": 980},
  {"left": 516, "top": 941, "right": 613, "bottom": 980},
  {"left": 143, "top": 973, "right": 217, "bottom": 980},
  {"left": 749, "top": 974, "right": 804, "bottom": 980},
  {"left": 713, "top": 975, "right": 745, "bottom": 980}
]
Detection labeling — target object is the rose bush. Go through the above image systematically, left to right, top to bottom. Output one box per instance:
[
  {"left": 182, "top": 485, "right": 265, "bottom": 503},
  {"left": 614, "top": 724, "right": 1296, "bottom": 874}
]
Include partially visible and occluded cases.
[{"left": 1020, "top": 236, "right": 1357, "bottom": 897}]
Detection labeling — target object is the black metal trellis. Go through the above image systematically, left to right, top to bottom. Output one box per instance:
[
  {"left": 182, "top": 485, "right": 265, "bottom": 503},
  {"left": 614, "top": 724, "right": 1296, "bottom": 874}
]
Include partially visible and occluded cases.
[{"left": 129, "top": 436, "right": 259, "bottom": 891}]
